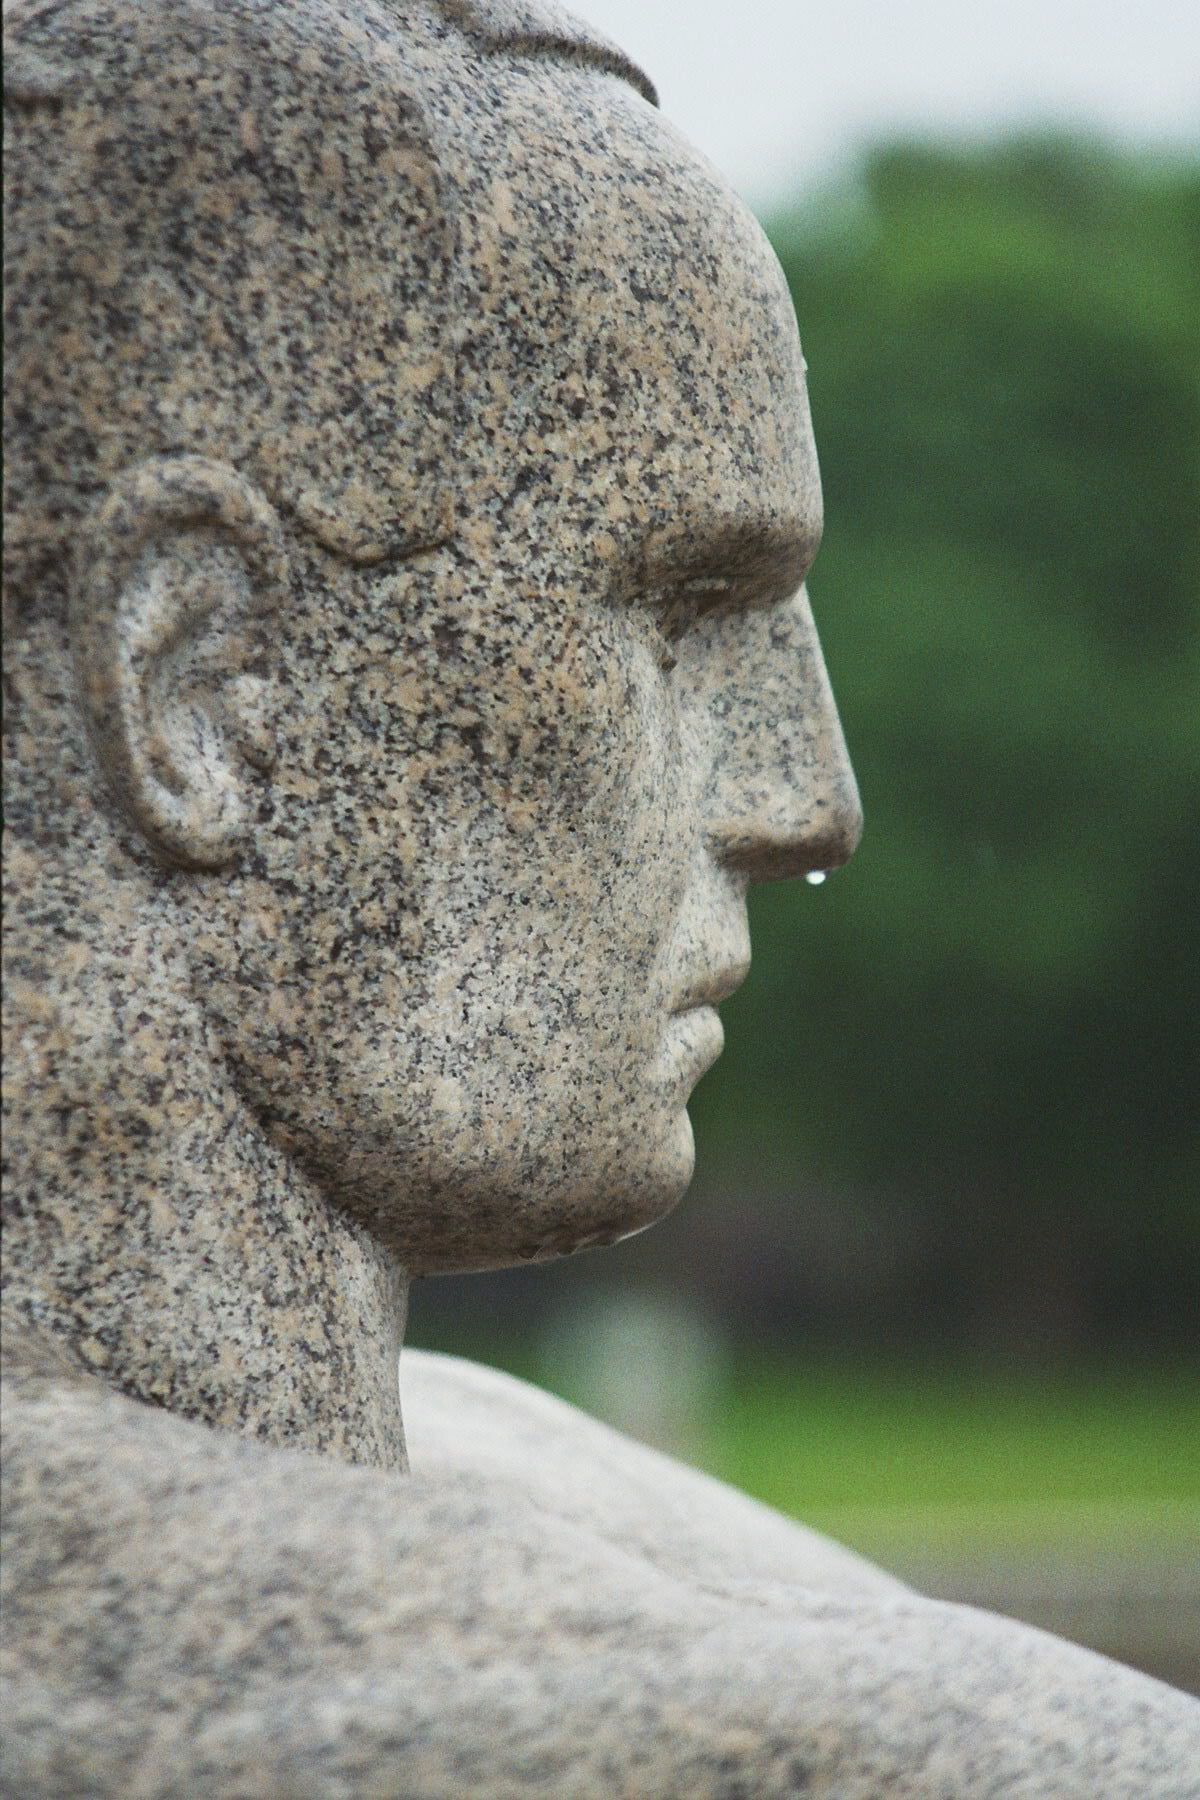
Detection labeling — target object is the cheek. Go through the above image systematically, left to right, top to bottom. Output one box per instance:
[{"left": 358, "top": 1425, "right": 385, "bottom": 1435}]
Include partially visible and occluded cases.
[
  {"left": 251, "top": 601, "right": 693, "bottom": 1012},
  {"left": 496, "top": 612, "right": 682, "bottom": 841},
  {"left": 408, "top": 616, "right": 695, "bottom": 1027},
  {"left": 503, "top": 625, "right": 691, "bottom": 964},
  {"left": 559, "top": 641, "right": 695, "bottom": 1015}
]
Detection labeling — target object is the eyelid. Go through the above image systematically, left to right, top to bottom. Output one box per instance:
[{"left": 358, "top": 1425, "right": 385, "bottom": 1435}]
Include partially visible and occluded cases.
[
  {"left": 658, "top": 575, "right": 735, "bottom": 638},
  {"left": 679, "top": 575, "right": 734, "bottom": 601},
  {"left": 640, "top": 576, "right": 735, "bottom": 677}
]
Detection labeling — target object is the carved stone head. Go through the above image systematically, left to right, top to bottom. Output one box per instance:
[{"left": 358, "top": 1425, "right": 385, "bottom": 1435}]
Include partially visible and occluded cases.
[{"left": 4, "top": 0, "right": 860, "bottom": 1277}]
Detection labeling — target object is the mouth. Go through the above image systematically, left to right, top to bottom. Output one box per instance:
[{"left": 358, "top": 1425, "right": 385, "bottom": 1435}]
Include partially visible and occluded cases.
[{"left": 662, "top": 1003, "right": 726, "bottom": 1085}]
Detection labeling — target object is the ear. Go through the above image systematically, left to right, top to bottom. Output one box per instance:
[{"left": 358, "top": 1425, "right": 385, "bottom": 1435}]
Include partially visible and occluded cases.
[{"left": 71, "top": 457, "right": 286, "bottom": 870}]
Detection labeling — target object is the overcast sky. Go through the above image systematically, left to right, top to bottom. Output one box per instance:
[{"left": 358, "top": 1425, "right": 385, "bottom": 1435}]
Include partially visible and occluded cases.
[{"left": 578, "top": 0, "right": 1199, "bottom": 208}]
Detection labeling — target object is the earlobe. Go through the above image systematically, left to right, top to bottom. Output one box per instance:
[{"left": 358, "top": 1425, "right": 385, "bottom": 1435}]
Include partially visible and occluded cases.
[{"left": 71, "top": 457, "right": 286, "bottom": 871}]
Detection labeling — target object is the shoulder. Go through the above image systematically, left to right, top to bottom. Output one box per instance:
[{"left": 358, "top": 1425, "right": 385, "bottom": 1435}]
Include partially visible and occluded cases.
[
  {"left": 5, "top": 1346, "right": 1198, "bottom": 1797},
  {"left": 401, "top": 1346, "right": 907, "bottom": 1602}
]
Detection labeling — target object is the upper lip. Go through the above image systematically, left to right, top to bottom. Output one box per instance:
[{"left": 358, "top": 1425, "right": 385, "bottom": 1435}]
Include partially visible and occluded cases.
[{"left": 671, "top": 962, "right": 750, "bottom": 1013}]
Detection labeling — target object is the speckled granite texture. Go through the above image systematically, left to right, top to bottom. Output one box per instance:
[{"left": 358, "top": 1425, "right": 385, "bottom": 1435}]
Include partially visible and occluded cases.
[{"left": 3, "top": 0, "right": 1198, "bottom": 1793}]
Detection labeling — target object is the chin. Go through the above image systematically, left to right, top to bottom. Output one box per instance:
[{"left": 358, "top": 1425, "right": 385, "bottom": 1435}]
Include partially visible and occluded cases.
[
  {"left": 265, "top": 1055, "right": 700, "bottom": 1270},
  {"left": 517, "top": 1106, "right": 698, "bottom": 1267},
  {"left": 357, "top": 1108, "right": 698, "bottom": 1275}
]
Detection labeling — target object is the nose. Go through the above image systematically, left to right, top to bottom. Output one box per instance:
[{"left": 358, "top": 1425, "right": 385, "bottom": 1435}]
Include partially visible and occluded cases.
[{"left": 693, "top": 588, "right": 863, "bottom": 884}]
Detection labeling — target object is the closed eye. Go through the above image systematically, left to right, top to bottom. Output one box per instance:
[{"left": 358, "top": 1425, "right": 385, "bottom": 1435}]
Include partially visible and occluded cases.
[{"left": 657, "top": 576, "right": 735, "bottom": 671}]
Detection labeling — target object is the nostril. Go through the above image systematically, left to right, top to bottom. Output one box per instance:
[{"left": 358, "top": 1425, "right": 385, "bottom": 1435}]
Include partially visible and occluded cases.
[
  {"left": 712, "top": 775, "right": 862, "bottom": 886},
  {"left": 832, "top": 784, "right": 865, "bottom": 865},
  {"left": 810, "top": 791, "right": 864, "bottom": 877}
]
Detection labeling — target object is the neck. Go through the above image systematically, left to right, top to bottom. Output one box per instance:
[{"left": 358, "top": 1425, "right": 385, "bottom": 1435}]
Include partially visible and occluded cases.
[
  {"left": 3, "top": 880, "right": 410, "bottom": 1475},
  {"left": 3, "top": 1072, "right": 411, "bottom": 1473}
]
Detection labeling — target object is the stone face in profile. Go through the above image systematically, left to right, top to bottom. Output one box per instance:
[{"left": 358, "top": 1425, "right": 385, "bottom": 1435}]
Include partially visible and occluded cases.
[
  {"left": 5, "top": 0, "right": 852, "bottom": 1287},
  {"left": 2, "top": 1, "right": 1197, "bottom": 1793}
]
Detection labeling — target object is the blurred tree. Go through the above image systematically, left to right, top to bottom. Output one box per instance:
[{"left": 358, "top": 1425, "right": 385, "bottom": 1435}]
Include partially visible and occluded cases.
[{"left": 691, "top": 140, "right": 1200, "bottom": 1355}]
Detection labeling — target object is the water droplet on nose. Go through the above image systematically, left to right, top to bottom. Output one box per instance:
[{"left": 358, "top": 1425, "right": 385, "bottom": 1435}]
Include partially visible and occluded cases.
[{"left": 805, "top": 870, "right": 827, "bottom": 887}]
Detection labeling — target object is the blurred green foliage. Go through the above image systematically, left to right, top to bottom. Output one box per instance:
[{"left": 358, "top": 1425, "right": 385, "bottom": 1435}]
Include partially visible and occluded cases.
[
  {"left": 690, "top": 139, "right": 1200, "bottom": 1348},
  {"left": 710, "top": 1357, "right": 1199, "bottom": 1528}
]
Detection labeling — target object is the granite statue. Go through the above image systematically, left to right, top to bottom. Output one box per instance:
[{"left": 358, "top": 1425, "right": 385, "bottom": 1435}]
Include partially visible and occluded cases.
[{"left": 3, "top": 0, "right": 1198, "bottom": 1792}]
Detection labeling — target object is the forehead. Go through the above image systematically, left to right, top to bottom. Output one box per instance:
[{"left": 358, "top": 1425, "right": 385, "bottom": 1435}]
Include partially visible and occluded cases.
[{"left": 439, "top": 55, "right": 821, "bottom": 596}]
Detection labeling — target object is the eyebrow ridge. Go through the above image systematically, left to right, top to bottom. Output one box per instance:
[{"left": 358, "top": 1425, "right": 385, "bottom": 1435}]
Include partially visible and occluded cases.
[{"left": 630, "top": 515, "right": 821, "bottom": 615}]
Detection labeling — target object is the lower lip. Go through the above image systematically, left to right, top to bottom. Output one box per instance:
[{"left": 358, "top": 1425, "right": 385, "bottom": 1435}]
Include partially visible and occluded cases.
[{"left": 662, "top": 1005, "right": 725, "bottom": 1084}]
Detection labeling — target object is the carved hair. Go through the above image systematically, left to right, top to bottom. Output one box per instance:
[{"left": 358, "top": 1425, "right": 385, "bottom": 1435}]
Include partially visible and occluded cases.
[
  {"left": 2, "top": 0, "right": 655, "bottom": 622},
  {"left": 3, "top": 0, "right": 458, "bottom": 617}
]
